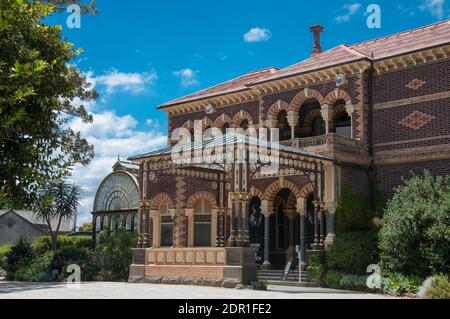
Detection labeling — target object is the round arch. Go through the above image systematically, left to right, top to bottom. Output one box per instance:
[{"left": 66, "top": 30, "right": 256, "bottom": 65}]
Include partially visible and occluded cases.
[
  {"left": 289, "top": 88, "right": 325, "bottom": 112},
  {"left": 324, "top": 88, "right": 353, "bottom": 106},
  {"left": 267, "top": 100, "right": 290, "bottom": 117},
  {"left": 303, "top": 109, "right": 323, "bottom": 129},
  {"left": 233, "top": 110, "right": 253, "bottom": 126},
  {"left": 213, "top": 113, "right": 232, "bottom": 129},
  {"left": 93, "top": 171, "right": 139, "bottom": 212},
  {"left": 263, "top": 179, "right": 302, "bottom": 202},
  {"left": 250, "top": 186, "right": 264, "bottom": 200},
  {"left": 186, "top": 191, "right": 218, "bottom": 209},
  {"left": 150, "top": 192, "right": 175, "bottom": 210}
]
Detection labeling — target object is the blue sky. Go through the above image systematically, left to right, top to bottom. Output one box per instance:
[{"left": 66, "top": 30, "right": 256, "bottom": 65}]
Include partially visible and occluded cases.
[{"left": 47, "top": 0, "right": 449, "bottom": 225}]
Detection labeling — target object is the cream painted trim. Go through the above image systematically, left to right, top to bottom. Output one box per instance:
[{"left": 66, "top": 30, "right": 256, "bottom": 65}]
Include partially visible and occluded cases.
[
  {"left": 374, "top": 91, "right": 450, "bottom": 110},
  {"left": 374, "top": 135, "right": 450, "bottom": 147},
  {"left": 374, "top": 144, "right": 450, "bottom": 165},
  {"left": 186, "top": 208, "right": 217, "bottom": 248}
]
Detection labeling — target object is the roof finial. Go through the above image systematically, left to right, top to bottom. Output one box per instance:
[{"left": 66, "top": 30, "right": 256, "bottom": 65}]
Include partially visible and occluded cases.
[{"left": 310, "top": 25, "right": 324, "bottom": 57}]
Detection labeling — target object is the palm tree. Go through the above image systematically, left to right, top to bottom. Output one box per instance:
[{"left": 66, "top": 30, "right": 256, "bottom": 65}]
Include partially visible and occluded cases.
[{"left": 32, "top": 180, "right": 82, "bottom": 250}]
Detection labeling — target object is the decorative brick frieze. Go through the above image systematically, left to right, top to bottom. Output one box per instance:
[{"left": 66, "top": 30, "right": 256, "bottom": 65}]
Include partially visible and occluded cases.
[
  {"left": 374, "top": 59, "right": 450, "bottom": 104},
  {"left": 405, "top": 79, "right": 427, "bottom": 91},
  {"left": 373, "top": 97, "right": 450, "bottom": 146},
  {"left": 398, "top": 110, "right": 436, "bottom": 130}
]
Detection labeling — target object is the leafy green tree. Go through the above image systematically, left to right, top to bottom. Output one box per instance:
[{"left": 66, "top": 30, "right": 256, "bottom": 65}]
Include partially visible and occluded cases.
[
  {"left": 0, "top": 0, "right": 97, "bottom": 208},
  {"left": 379, "top": 171, "right": 450, "bottom": 277},
  {"left": 32, "top": 180, "right": 82, "bottom": 251},
  {"left": 335, "top": 186, "right": 373, "bottom": 234},
  {"left": 78, "top": 222, "right": 93, "bottom": 231},
  {"left": 97, "top": 223, "right": 138, "bottom": 281}
]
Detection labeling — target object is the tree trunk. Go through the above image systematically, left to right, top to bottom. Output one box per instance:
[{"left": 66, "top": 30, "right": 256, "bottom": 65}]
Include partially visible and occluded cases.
[{"left": 51, "top": 233, "right": 58, "bottom": 251}]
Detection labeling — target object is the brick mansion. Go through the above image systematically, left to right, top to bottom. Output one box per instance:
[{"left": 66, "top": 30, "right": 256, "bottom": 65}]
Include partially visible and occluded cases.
[{"left": 92, "top": 20, "right": 450, "bottom": 285}]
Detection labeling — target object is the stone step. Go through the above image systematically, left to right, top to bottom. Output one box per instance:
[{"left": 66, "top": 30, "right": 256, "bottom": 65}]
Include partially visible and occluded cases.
[{"left": 266, "top": 280, "right": 319, "bottom": 288}]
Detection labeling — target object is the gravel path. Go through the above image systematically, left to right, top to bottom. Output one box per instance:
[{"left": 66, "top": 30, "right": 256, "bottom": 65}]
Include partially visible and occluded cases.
[{"left": 0, "top": 281, "right": 395, "bottom": 299}]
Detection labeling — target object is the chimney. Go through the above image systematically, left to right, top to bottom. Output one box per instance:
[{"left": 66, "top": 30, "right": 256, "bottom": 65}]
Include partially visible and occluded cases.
[{"left": 310, "top": 25, "right": 324, "bottom": 57}]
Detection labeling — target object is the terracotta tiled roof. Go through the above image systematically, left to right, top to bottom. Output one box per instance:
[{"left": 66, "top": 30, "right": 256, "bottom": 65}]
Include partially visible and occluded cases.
[
  {"left": 350, "top": 19, "right": 450, "bottom": 59},
  {"left": 159, "top": 20, "right": 450, "bottom": 107},
  {"left": 253, "top": 20, "right": 450, "bottom": 84},
  {"left": 251, "top": 45, "right": 369, "bottom": 84},
  {"left": 158, "top": 67, "right": 278, "bottom": 108}
]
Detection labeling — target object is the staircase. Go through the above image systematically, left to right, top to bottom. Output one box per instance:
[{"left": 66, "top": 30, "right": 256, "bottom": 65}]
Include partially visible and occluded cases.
[{"left": 257, "top": 269, "right": 319, "bottom": 287}]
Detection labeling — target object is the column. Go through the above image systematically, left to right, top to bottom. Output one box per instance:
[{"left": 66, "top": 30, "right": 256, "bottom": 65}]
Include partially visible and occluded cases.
[
  {"left": 320, "top": 104, "right": 331, "bottom": 134},
  {"left": 345, "top": 104, "right": 355, "bottom": 139},
  {"left": 287, "top": 111, "right": 299, "bottom": 140},
  {"left": 227, "top": 193, "right": 236, "bottom": 247},
  {"left": 235, "top": 197, "right": 242, "bottom": 247},
  {"left": 296, "top": 198, "right": 307, "bottom": 267},
  {"left": 242, "top": 200, "right": 250, "bottom": 247},
  {"left": 261, "top": 200, "right": 273, "bottom": 269},
  {"left": 313, "top": 201, "right": 320, "bottom": 249},
  {"left": 324, "top": 202, "right": 337, "bottom": 249},
  {"left": 142, "top": 204, "right": 150, "bottom": 248},
  {"left": 319, "top": 208, "right": 325, "bottom": 247},
  {"left": 285, "top": 210, "right": 296, "bottom": 260}
]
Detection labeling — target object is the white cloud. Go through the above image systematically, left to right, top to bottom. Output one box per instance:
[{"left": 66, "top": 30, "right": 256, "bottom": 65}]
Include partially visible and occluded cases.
[
  {"left": 419, "top": 0, "right": 447, "bottom": 19},
  {"left": 335, "top": 3, "right": 362, "bottom": 23},
  {"left": 243, "top": 27, "right": 272, "bottom": 43},
  {"left": 173, "top": 68, "right": 199, "bottom": 87},
  {"left": 94, "top": 69, "right": 158, "bottom": 94},
  {"left": 69, "top": 111, "right": 167, "bottom": 226}
]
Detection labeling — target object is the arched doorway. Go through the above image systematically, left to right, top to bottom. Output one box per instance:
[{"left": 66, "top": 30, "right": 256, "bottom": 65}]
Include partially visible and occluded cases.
[
  {"left": 276, "top": 110, "right": 291, "bottom": 141},
  {"left": 269, "top": 188, "right": 299, "bottom": 269},
  {"left": 248, "top": 196, "right": 264, "bottom": 265}
]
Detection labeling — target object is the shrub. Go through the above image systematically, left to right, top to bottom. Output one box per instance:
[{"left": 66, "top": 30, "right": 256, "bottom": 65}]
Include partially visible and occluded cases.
[
  {"left": 379, "top": 171, "right": 450, "bottom": 277},
  {"left": 335, "top": 186, "right": 373, "bottom": 234},
  {"left": 96, "top": 228, "right": 137, "bottom": 281},
  {"left": 326, "top": 231, "right": 379, "bottom": 274},
  {"left": 33, "top": 236, "right": 92, "bottom": 255},
  {"left": 4, "top": 237, "right": 36, "bottom": 279},
  {"left": 0, "top": 245, "right": 12, "bottom": 269},
  {"left": 306, "top": 250, "right": 326, "bottom": 284},
  {"left": 14, "top": 253, "right": 53, "bottom": 282},
  {"left": 323, "top": 270, "right": 344, "bottom": 289},
  {"left": 382, "top": 273, "right": 423, "bottom": 296},
  {"left": 340, "top": 274, "right": 370, "bottom": 290},
  {"left": 417, "top": 275, "right": 450, "bottom": 299},
  {"left": 251, "top": 280, "right": 268, "bottom": 290}
]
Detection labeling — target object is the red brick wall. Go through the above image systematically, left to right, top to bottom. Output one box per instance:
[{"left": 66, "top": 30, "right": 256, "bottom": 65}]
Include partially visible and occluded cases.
[
  {"left": 374, "top": 60, "right": 450, "bottom": 104},
  {"left": 373, "top": 98, "right": 450, "bottom": 151},
  {"left": 377, "top": 159, "right": 450, "bottom": 199},
  {"left": 341, "top": 165, "right": 370, "bottom": 198}
]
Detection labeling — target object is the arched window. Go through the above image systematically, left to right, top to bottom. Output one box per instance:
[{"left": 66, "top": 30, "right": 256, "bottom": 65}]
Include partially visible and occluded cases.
[
  {"left": 277, "top": 110, "right": 291, "bottom": 141},
  {"left": 335, "top": 112, "right": 352, "bottom": 137},
  {"left": 312, "top": 116, "right": 325, "bottom": 136},
  {"left": 194, "top": 199, "right": 212, "bottom": 247},
  {"left": 160, "top": 203, "right": 173, "bottom": 247},
  {"left": 125, "top": 214, "right": 132, "bottom": 230},
  {"left": 132, "top": 214, "right": 139, "bottom": 232},
  {"left": 102, "top": 215, "right": 109, "bottom": 230},
  {"left": 95, "top": 216, "right": 101, "bottom": 232}
]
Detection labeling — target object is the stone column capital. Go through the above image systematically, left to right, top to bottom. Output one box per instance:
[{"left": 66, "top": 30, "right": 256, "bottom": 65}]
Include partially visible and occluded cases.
[
  {"left": 345, "top": 104, "right": 354, "bottom": 115},
  {"left": 287, "top": 110, "right": 299, "bottom": 127},
  {"left": 296, "top": 198, "right": 307, "bottom": 216},
  {"left": 261, "top": 200, "right": 274, "bottom": 217},
  {"left": 324, "top": 202, "right": 337, "bottom": 214},
  {"left": 184, "top": 208, "right": 195, "bottom": 217},
  {"left": 149, "top": 209, "right": 159, "bottom": 218},
  {"left": 285, "top": 209, "right": 297, "bottom": 220}
]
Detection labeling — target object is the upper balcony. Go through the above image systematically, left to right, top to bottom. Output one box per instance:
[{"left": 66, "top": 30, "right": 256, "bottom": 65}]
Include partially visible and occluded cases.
[{"left": 280, "top": 133, "right": 369, "bottom": 165}]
